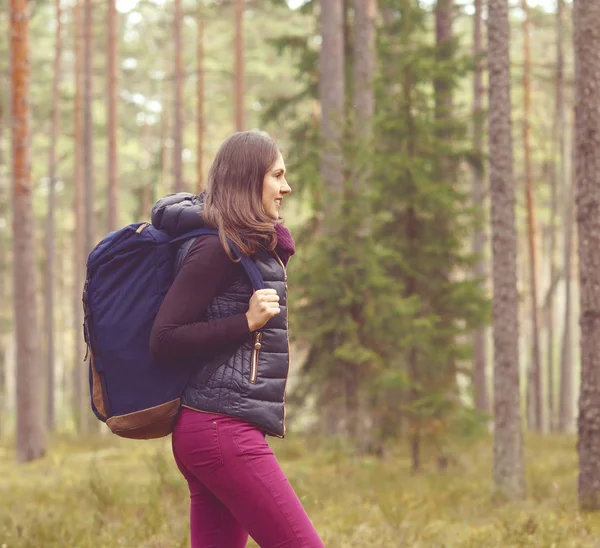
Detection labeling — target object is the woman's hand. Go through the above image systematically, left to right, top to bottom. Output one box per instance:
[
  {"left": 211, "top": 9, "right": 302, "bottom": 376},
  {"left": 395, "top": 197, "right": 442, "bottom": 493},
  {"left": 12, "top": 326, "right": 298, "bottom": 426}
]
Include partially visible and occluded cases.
[{"left": 246, "top": 289, "right": 280, "bottom": 331}]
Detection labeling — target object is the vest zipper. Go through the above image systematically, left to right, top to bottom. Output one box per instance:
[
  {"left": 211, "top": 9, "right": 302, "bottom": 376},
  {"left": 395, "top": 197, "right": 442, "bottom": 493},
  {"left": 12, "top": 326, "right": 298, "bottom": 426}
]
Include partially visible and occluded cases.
[
  {"left": 273, "top": 252, "right": 289, "bottom": 437},
  {"left": 250, "top": 331, "right": 262, "bottom": 383}
]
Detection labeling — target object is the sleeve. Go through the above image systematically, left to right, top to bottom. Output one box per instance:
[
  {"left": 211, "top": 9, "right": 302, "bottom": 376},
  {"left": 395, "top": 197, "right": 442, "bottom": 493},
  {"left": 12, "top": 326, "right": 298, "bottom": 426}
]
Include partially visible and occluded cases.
[{"left": 149, "top": 235, "right": 251, "bottom": 362}]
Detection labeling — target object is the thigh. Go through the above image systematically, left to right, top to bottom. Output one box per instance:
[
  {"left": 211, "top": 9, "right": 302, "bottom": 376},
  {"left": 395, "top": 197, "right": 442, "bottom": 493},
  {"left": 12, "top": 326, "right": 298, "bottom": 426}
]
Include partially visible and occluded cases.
[
  {"left": 172, "top": 410, "right": 249, "bottom": 548},
  {"left": 207, "top": 420, "right": 325, "bottom": 548}
]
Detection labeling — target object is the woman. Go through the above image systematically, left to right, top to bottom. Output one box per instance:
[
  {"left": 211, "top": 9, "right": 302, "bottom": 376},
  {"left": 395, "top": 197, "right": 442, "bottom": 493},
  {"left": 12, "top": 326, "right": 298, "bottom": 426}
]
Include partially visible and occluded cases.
[{"left": 150, "top": 131, "right": 325, "bottom": 548}]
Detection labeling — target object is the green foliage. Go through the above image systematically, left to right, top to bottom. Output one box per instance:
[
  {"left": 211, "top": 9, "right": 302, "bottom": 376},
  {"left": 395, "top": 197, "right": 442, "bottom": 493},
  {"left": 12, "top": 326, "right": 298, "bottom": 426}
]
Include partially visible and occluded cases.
[{"left": 2, "top": 435, "right": 600, "bottom": 547}]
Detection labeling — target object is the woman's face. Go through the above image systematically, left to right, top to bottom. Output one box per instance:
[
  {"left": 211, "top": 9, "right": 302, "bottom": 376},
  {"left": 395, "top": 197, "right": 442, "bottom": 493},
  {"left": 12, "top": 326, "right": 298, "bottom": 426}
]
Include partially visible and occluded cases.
[{"left": 262, "top": 152, "right": 291, "bottom": 220}]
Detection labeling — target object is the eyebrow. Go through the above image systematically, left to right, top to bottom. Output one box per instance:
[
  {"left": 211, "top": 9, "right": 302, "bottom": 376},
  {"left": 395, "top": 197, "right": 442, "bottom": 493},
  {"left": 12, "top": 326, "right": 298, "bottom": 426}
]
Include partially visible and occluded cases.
[{"left": 273, "top": 167, "right": 286, "bottom": 174}]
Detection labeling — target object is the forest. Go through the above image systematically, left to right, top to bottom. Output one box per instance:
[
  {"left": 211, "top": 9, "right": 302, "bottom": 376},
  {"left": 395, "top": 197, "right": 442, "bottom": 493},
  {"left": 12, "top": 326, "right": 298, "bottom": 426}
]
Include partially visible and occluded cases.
[{"left": 3, "top": 0, "right": 600, "bottom": 546}]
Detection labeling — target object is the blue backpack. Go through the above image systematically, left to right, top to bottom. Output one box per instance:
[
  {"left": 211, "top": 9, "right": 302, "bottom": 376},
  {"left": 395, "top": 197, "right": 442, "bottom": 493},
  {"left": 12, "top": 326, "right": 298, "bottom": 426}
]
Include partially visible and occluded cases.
[{"left": 82, "top": 222, "right": 263, "bottom": 439}]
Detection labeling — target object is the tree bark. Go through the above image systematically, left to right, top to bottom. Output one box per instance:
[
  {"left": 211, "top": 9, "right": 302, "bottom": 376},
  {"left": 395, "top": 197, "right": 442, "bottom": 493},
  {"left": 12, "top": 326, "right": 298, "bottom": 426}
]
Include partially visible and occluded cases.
[
  {"left": 11, "top": 0, "right": 47, "bottom": 461},
  {"left": 45, "top": 0, "right": 63, "bottom": 432},
  {"left": 72, "top": 0, "right": 85, "bottom": 433},
  {"left": 82, "top": 0, "right": 95, "bottom": 433},
  {"left": 107, "top": 0, "right": 118, "bottom": 231},
  {"left": 172, "top": 0, "right": 184, "bottom": 192},
  {"left": 234, "top": 0, "right": 244, "bottom": 131},
  {"left": 319, "top": 0, "right": 345, "bottom": 214},
  {"left": 353, "top": 0, "right": 376, "bottom": 137},
  {"left": 472, "top": 0, "right": 488, "bottom": 415},
  {"left": 488, "top": 0, "right": 525, "bottom": 499},
  {"left": 521, "top": 0, "right": 543, "bottom": 433},
  {"left": 547, "top": 0, "right": 565, "bottom": 433},
  {"left": 575, "top": 0, "right": 600, "bottom": 512},
  {"left": 196, "top": 4, "right": 205, "bottom": 192},
  {"left": 0, "top": 66, "right": 6, "bottom": 438}
]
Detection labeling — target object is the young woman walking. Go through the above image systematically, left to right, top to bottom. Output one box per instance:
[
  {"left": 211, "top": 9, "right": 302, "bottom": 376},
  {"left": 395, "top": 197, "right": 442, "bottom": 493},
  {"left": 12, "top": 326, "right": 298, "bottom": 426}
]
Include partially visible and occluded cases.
[{"left": 150, "top": 131, "right": 325, "bottom": 548}]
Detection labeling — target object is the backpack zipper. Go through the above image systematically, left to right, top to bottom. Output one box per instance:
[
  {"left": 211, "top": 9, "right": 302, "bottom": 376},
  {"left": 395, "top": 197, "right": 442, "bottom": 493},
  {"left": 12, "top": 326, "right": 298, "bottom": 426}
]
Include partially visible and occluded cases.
[{"left": 250, "top": 331, "right": 263, "bottom": 383}]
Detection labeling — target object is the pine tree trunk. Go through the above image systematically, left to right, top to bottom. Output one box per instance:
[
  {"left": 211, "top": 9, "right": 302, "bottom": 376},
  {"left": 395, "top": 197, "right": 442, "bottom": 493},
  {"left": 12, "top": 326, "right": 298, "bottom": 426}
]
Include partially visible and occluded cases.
[
  {"left": 11, "top": 0, "right": 47, "bottom": 462},
  {"left": 45, "top": 0, "right": 63, "bottom": 432},
  {"left": 72, "top": 0, "right": 85, "bottom": 433},
  {"left": 82, "top": 0, "right": 95, "bottom": 433},
  {"left": 107, "top": 0, "right": 118, "bottom": 231},
  {"left": 172, "top": 0, "right": 184, "bottom": 192},
  {"left": 234, "top": 0, "right": 244, "bottom": 131},
  {"left": 319, "top": 0, "right": 345, "bottom": 212},
  {"left": 353, "top": 0, "right": 375, "bottom": 137},
  {"left": 472, "top": 0, "right": 488, "bottom": 415},
  {"left": 488, "top": 0, "right": 525, "bottom": 499},
  {"left": 521, "top": 0, "right": 543, "bottom": 433},
  {"left": 557, "top": 0, "right": 574, "bottom": 435},
  {"left": 575, "top": 0, "right": 600, "bottom": 511},
  {"left": 196, "top": 4, "right": 204, "bottom": 192},
  {"left": 0, "top": 72, "right": 5, "bottom": 438}
]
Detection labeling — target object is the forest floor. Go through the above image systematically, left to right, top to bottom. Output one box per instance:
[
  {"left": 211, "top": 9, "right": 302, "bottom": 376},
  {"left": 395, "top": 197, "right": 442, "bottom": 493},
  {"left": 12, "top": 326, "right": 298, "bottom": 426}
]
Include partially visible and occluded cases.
[{"left": 1, "top": 432, "right": 600, "bottom": 547}]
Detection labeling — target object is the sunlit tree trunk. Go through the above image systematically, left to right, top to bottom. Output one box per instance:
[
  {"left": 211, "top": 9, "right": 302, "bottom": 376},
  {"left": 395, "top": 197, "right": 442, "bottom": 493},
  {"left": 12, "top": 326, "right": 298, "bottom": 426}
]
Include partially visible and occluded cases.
[
  {"left": 11, "top": 0, "right": 47, "bottom": 461},
  {"left": 45, "top": 0, "right": 63, "bottom": 432},
  {"left": 72, "top": 0, "right": 85, "bottom": 433},
  {"left": 107, "top": 0, "right": 118, "bottom": 231},
  {"left": 172, "top": 0, "right": 184, "bottom": 192},
  {"left": 234, "top": 0, "right": 244, "bottom": 131},
  {"left": 488, "top": 0, "right": 525, "bottom": 499},
  {"left": 521, "top": 0, "right": 543, "bottom": 433},
  {"left": 575, "top": 0, "right": 600, "bottom": 512},
  {"left": 0, "top": 68, "right": 6, "bottom": 438}
]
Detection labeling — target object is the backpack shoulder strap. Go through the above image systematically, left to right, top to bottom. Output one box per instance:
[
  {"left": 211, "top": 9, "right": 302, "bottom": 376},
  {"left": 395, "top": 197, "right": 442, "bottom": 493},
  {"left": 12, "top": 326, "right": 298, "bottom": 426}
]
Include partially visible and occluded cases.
[{"left": 171, "top": 229, "right": 264, "bottom": 290}]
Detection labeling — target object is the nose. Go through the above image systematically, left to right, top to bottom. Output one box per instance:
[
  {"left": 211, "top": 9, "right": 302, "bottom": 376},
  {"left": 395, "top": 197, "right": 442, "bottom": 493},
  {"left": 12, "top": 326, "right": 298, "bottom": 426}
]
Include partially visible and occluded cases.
[{"left": 281, "top": 179, "right": 292, "bottom": 195}]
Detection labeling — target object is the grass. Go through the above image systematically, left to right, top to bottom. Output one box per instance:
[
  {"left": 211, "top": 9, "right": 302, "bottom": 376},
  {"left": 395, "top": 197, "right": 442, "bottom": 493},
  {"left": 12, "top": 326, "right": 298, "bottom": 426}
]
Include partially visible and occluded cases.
[{"left": 1, "top": 432, "right": 600, "bottom": 547}]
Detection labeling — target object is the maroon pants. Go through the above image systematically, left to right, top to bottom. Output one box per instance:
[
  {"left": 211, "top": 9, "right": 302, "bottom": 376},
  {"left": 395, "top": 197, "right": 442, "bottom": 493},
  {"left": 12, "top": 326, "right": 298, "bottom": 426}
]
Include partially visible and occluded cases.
[{"left": 172, "top": 407, "right": 325, "bottom": 548}]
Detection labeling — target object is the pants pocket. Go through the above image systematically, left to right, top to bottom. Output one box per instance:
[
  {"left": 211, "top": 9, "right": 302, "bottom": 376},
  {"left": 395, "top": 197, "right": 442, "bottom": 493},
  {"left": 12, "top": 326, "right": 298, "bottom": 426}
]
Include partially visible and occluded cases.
[{"left": 173, "top": 420, "right": 224, "bottom": 474}]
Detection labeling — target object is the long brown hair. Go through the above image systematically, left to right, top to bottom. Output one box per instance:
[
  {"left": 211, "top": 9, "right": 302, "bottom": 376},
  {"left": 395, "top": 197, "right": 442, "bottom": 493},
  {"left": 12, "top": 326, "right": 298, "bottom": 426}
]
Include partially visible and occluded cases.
[{"left": 203, "top": 131, "right": 279, "bottom": 259}]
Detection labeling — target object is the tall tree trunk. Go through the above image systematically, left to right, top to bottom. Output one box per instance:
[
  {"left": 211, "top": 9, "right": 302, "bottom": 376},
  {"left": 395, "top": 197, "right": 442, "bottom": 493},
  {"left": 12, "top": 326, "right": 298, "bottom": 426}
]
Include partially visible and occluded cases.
[
  {"left": 11, "top": 0, "right": 47, "bottom": 461},
  {"left": 45, "top": 0, "right": 63, "bottom": 432},
  {"left": 72, "top": 0, "right": 85, "bottom": 433},
  {"left": 82, "top": 0, "right": 95, "bottom": 433},
  {"left": 107, "top": 0, "right": 118, "bottom": 231},
  {"left": 172, "top": 0, "right": 184, "bottom": 192},
  {"left": 234, "top": 0, "right": 244, "bottom": 131},
  {"left": 319, "top": 0, "right": 345, "bottom": 213},
  {"left": 351, "top": 0, "right": 376, "bottom": 447},
  {"left": 353, "top": 0, "right": 376, "bottom": 137},
  {"left": 472, "top": 0, "right": 488, "bottom": 415},
  {"left": 488, "top": 0, "right": 525, "bottom": 499},
  {"left": 521, "top": 0, "right": 543, "bottom": 433},
  {"left": 547, "top": 0, "right": 565, "bottom": 433},
  {"left": 557, "top": 0, "right": 573, "bottom": 435},
  {"left": 575, "top": 0, "right": 600, "bottom": 512},
  {"left": 196, "top": 4, "right": 205, "bottom": 192},
  {"left": 0, "top": 68, "right": 6, "bottom": 438}
]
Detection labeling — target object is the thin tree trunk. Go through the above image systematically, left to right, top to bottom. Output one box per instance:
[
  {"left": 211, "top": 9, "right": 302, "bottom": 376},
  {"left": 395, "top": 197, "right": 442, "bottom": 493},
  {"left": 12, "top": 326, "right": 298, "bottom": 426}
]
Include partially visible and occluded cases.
[
  {"left": 11, "top": 0, "right": 47, "bottom": 461},
  {"left": 45, "top": 0, "right": 63, "bottom": 432},
  {"left": 72, "top": 0, "right": 85, "bottom": 433},
  {"left": 82, "top": 0, "right": 95, "bottom": 433},
  {"left": 107, "top": 0, "right": 118, "bottom": 231},
  {"left": 172, "top": 0, "right": 184, "bottom": 192},
  {"left": 234, "top": 0, "right": 244, "bottom": 131},
  {"left": 353, "top": 0, "right": 375, "bottom": 136},
  {"left": 472, "top": 0, "right": 488, "bottom": 415},
  {"left": 488, "top": 0, "right": 525, "bottom": 499},
  {"left": 521, "top": 0, "right": 543, "bottom": 433},
  {"left": 547, "top": 0, "right": 565, "bottom": 433},
  {"left": 557, "top": 0, "right": 573, "bottom": 435},
  {"left": 575, "top": 0, "right": 600, "bottom": 512},
  {"left": 196, "top": 4, "right": 204, "bottom": 192},
  {"left": 0, "top": 70, "right": 5, "bottom": 438}
]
